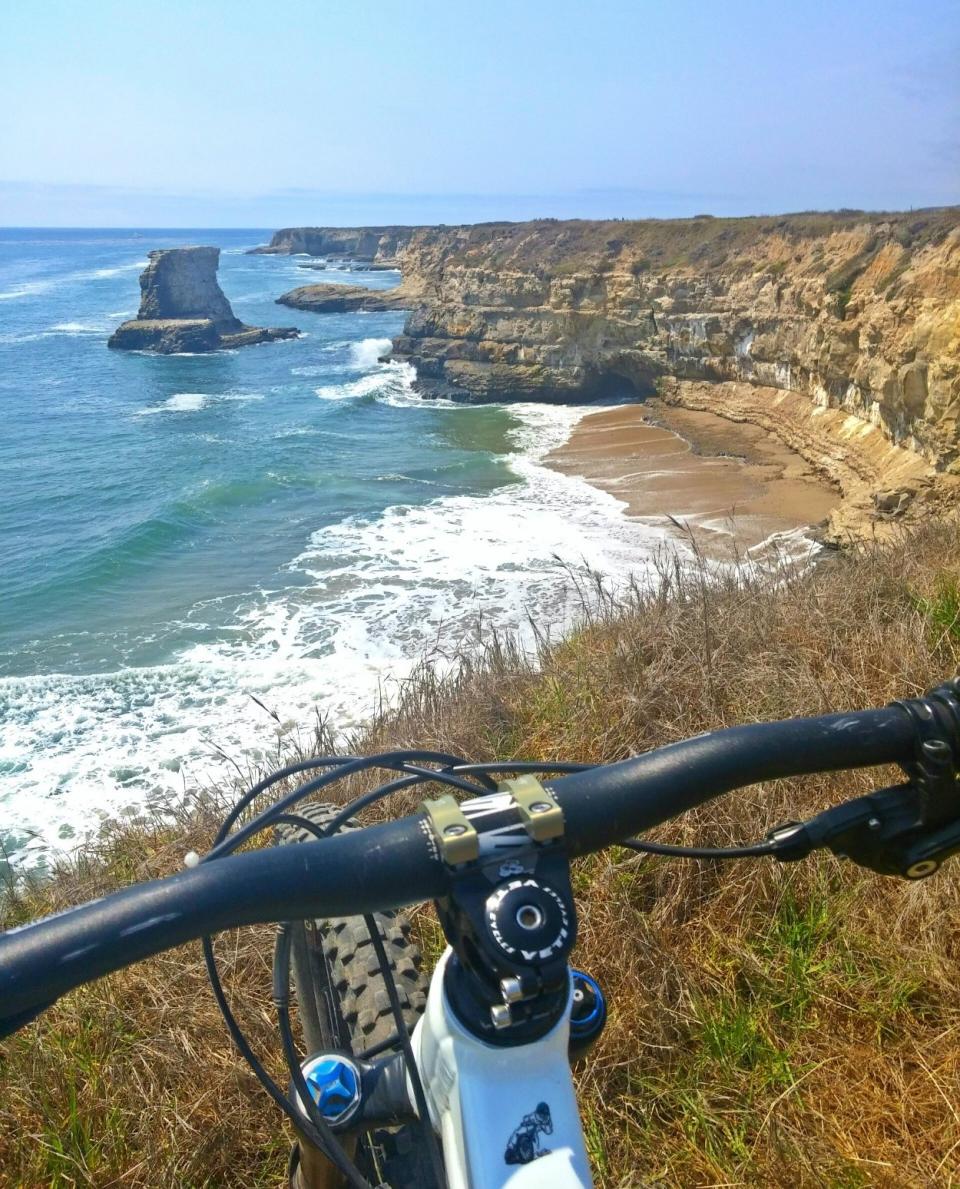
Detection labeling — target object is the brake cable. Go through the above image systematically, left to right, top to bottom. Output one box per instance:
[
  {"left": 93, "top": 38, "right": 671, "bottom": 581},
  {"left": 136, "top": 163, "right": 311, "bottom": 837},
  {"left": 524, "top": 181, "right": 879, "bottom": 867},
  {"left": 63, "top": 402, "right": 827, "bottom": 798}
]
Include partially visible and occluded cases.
[
  {"left": 204, "top": 748, "right": 496, "bottom": 861},
  {"left": 202, "top": 755, "right": 499, "bottom": 1187},
  {"left": 621, "top": 837, "right": 777, "bottom": 859}
]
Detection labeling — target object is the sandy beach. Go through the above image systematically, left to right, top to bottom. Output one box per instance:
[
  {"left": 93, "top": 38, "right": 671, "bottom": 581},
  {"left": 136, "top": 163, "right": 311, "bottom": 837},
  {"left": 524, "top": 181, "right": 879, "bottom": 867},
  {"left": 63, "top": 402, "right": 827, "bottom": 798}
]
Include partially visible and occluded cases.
[{"left": 547, "top": 401, "right": 839, "bottom": 556}]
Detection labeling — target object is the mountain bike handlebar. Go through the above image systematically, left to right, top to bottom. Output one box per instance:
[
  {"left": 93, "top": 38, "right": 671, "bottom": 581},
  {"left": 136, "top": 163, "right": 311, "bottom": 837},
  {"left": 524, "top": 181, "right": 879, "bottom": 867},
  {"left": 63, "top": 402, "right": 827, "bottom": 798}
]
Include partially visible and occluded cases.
[{"left": 2, "top": 688, "right": 957, "bottom": 1038}]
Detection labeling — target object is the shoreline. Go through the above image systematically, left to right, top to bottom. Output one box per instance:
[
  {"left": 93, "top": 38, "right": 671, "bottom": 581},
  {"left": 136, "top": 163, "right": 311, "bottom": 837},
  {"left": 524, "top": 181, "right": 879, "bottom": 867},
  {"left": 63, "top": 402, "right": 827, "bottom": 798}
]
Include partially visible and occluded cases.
[{"left": 546, "top": 400, "right": 840, "bottom": 557}]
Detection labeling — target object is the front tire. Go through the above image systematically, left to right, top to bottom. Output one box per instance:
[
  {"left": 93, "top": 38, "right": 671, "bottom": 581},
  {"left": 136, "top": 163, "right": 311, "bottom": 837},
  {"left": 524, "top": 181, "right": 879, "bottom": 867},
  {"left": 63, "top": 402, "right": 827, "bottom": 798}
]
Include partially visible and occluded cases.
[{"left": 276, "top": 802, "right": 441, "bottom": 1188}]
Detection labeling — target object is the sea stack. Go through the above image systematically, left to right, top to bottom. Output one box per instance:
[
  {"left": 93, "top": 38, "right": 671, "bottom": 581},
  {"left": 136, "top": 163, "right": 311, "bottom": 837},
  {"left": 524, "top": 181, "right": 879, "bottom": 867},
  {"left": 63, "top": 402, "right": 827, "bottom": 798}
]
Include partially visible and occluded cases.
[{"left": 108, "top": 246, "right": 299, "bottom": 353}]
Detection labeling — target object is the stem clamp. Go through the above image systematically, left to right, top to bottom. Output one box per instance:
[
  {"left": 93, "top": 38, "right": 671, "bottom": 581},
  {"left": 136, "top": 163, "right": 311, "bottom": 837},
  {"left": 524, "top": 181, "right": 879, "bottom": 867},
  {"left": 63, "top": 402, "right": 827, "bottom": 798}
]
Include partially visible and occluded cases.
[
  {"left": 499, "top": 775, "right": 565, "bottom": 843},
  {"left": 420, "top": 794, "right": 479, "bottom": 865}
]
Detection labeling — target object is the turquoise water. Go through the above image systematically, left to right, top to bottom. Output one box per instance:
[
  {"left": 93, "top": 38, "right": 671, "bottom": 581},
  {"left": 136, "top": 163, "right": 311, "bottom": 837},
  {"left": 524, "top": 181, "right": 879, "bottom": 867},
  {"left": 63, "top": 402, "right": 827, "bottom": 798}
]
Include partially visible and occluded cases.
[{"left": 0, "top": 228, "right": 660, "bottom": 867}]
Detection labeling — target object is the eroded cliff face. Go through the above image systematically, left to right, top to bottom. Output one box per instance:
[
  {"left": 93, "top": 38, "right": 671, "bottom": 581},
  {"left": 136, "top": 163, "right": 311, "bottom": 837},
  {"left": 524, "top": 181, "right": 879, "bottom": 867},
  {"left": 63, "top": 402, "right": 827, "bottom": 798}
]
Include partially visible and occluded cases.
[
  {"left": 271, "top": 212, "right": 960, "bottom": 535},
  {"left": 385, "top": 212, "right": 960, "bottom": 475},
  {"left": 134, "top": 246, "right": 239, "bottom": 329}
]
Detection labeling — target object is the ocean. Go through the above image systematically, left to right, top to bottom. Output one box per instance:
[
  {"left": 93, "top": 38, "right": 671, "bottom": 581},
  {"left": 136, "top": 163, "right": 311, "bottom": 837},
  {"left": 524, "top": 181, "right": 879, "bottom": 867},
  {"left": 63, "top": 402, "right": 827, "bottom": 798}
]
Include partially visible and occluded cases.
[{"left": 0, "top": 227, "right": 670, "bottom": 871}]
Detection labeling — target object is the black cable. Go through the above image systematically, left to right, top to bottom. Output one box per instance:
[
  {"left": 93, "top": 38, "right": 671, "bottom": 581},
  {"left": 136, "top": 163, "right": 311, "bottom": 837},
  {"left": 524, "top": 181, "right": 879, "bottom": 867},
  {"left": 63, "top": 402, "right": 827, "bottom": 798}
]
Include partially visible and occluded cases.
[
  {"left": 205, "top": 749, "right": 480, "bottom": 860},
  {"left": 216, "top": 752, "right": 507, "bottom": 848},
  {"left": 214, "top": 755, "right": 359, "bottom": 844},
  {"left": 312, "top": 774, "right": 427, "bottom": 839},
  {"left": 205, "top": 775, "right": 456, "bottom": 1187},
  {"left": 204, "top": 811, "right": 371, "bottom": 1187},
  {"left": 202, "top": 813, "right": 370, "bottom": 1185},
  {"left": 621, "top": 837, "right": 777, "bottom": 859},
  {"left": 363, "top": 912, "right": 447, "bottom": 1188},
  {"left": 200, "top": 933, "right": 357, "bottom": 1173},
  {"left": 357, "top": 1030, "right": 402, "bottom": 1060}
]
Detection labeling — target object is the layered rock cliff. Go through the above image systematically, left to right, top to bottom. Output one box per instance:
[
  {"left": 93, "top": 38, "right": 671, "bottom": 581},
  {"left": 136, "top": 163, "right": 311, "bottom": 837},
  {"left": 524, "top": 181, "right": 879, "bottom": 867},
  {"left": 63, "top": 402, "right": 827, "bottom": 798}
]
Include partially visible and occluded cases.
[
  {"left": 273, "top": 211, "right": 960, "bottom": 535},
  {"left": 249, "top": 226, "right": 418, "bottom": 263},
  {"left": 109, "top": 247, "right": 298, "bottom": 353}
]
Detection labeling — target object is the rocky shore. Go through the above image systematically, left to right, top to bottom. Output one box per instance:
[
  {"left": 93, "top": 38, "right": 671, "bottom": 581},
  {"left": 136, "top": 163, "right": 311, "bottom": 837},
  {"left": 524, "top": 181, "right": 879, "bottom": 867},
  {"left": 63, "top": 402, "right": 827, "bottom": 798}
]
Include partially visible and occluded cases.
[
  {"left": 272, "top": 210, "right": 960, "bottom": 540},
  {"left": 109, "top": 247, "right": 298, "bottom": 353},
  {"left": 276, "top": 282, "right": 412, "bottom": 314}
]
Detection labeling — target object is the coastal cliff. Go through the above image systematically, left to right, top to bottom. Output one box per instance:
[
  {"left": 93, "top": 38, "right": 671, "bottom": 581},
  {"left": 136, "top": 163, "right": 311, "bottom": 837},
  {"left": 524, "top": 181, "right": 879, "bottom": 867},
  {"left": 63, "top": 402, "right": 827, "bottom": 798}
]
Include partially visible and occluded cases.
[
  {"left": 276, "top": 211, "right": 960, "bottom": 536},
  {"left": 249, "top": 226, "right": 418, "bottom": 263},
  {"left": 109, "top": 247, "right": 298, "bottom": 353}
]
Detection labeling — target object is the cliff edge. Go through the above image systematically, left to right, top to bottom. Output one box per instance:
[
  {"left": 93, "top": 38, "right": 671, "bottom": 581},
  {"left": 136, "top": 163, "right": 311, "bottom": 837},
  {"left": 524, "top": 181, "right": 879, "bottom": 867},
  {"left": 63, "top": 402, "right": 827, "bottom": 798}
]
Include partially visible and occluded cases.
[
  {"left": 275, "top": 210, "right": 960, "bottom": 539},
  {"left": 108, "top": 247, "right": 299, "bottom": 353}
]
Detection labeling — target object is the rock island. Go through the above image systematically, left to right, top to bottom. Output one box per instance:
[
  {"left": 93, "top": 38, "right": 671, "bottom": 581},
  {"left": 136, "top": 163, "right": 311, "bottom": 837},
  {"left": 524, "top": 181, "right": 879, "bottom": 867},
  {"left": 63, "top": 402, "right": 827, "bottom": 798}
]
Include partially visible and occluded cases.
[{"left": 108, "top": 246, "right": 299, "bottom": 354}]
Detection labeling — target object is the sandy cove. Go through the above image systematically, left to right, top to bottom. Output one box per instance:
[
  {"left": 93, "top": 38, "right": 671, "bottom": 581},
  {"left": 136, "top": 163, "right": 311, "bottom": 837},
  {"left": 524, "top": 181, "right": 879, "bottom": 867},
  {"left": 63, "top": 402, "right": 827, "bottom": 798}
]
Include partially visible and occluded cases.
[{"left": 546, "top": 401, "right": 839, "bottom": 557}]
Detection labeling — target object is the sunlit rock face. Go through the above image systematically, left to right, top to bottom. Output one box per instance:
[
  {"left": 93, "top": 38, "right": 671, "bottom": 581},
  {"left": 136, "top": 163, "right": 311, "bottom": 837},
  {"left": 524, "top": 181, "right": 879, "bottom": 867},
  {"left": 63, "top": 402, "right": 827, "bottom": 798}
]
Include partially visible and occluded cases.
[
  {"left": 269, "top": 211, "right": 960, "bottom": 535},
  {"left": 380, "top": 212, "right": 959, "bottom": 473},
  {"left": 249, "top": 227, "right": 417, "bottom": 263},
  {"left": 133, "top": 246, "right": 239, "bottom": 329},
  {"left": 109, "top": 247, "right": 298, "bottom": 354}
]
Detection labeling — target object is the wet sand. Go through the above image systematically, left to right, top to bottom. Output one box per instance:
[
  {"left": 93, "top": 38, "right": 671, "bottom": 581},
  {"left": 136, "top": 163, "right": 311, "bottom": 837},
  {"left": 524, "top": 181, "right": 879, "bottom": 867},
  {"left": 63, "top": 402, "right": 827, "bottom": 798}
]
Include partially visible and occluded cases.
[{"left": 547, "top": 401, "right": 839, "bottom": 557}]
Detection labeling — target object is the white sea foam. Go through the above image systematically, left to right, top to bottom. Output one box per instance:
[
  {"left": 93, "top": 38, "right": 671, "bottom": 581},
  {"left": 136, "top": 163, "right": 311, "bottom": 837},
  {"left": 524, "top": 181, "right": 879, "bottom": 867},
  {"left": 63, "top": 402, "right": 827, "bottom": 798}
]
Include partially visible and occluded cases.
[
  {"left": 0, "top": 260, "right": 147, "bottom": 301},
  {"left": 91, "top": 260, "right": 148, "bottom": 279},
  {"left": 0, "top": 280, "right": 53, "bottom": 302},
  {"left": 49, "top": 320, "right": 114, "bottom": 335},
  {"left": 0, "top": 330, "right": 48, "bottom": 344},
  {"left": 350, "top": 337, "right": 393, "bottom": 368},
  {"left": 315, "top": 360, "right": 416, "bottom": 403},
  {"left": 0, "top": 387, "right": 676, "bottom": 869},
  {"left": 134, "top": 390, "right": 264, "bottom": 416},
  {"left": 136, "top": 393, "right": 208, "bottom": 415}
]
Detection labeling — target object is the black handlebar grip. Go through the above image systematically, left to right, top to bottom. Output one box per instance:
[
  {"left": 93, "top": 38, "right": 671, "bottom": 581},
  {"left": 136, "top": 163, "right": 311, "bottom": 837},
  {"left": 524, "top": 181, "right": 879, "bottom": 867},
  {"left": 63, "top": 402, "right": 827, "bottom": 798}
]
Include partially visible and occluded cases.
[
  {"left": 549, "top": 706, "right": 918, "bottom": 856},
  {"left": 0, "top": 816, "right": 442, "bottom": 1035}
]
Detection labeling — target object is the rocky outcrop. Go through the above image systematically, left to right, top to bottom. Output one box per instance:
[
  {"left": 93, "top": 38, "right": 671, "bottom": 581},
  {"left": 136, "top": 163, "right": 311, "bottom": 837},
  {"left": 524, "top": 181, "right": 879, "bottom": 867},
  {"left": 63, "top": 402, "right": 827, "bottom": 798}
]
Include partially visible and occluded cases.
[
  {"left": 266, "top": 212, "right": 960, "bottom": 532},
  {"left": 380, "top": 213, "right": 959, "bottom": 469},
  {"left": 248, "top": 226, "right": 420, "bottom": 264},
  {"left": 108, "top": 247, "right": 299, "bottom": 353},
  {"left": 277, "top": 283, "right": 412, "bottom": 314}
]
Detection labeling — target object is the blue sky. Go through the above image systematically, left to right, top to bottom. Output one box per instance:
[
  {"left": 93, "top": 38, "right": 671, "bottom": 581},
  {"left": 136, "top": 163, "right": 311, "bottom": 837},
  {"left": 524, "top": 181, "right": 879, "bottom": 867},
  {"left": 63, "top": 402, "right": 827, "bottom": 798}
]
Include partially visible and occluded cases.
[{"left": 1, "top": 0, "right": 956, "bottom": 226}]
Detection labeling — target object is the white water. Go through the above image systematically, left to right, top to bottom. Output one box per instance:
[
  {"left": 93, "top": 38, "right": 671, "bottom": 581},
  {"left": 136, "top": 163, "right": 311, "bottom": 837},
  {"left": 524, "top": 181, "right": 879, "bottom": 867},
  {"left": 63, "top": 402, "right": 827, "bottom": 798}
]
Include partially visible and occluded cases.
[{"left": 0, "top": 349, "right": 686, "bottom": 870}]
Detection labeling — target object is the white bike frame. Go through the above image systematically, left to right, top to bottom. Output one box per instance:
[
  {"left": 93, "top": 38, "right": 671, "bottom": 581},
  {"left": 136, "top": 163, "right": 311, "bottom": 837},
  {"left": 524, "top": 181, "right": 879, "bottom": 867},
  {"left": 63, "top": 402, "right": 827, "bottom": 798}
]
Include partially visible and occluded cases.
[{"left": 408, "top": 949, "right": 593, "bottom": 1188}]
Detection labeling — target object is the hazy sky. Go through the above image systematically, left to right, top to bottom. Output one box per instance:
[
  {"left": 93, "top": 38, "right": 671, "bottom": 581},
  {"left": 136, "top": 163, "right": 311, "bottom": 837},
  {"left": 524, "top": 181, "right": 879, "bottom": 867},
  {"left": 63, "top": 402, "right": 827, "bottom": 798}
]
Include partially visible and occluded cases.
[{"left": 1, "top": 0, "right": 957, "bottom": 226}]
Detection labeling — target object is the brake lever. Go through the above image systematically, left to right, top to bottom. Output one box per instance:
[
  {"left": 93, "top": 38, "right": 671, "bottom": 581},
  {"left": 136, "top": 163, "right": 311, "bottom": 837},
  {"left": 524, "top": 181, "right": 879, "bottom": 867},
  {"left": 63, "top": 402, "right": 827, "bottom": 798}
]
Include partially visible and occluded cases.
[
  {"left": 767, "top": 680, "right": 960, "bottom": 880},
  {"left": 766, "top": 783, "right": 923, "bottom": 875}
]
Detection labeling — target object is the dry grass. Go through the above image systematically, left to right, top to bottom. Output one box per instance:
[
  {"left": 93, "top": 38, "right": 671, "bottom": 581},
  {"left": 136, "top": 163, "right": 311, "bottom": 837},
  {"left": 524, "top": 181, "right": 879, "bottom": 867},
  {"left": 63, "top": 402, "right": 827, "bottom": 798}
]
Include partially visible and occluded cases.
[
  {"left": 441, "top": 207, "right": 960, "bottom": 276},
  {"left": 2, "top": 520, "right": 960, "bottom": 1187}
]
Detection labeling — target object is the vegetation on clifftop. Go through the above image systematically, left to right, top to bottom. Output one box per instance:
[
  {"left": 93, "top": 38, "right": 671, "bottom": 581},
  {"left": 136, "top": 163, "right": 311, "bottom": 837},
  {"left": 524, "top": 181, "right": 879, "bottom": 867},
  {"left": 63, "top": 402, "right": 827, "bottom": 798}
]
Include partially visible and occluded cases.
[
  {"left": 429, "top": 207, "right": 960, "bottom": 277},
  {"left": 2, "top": 521, "right": 960, "bottom": 1186}
]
